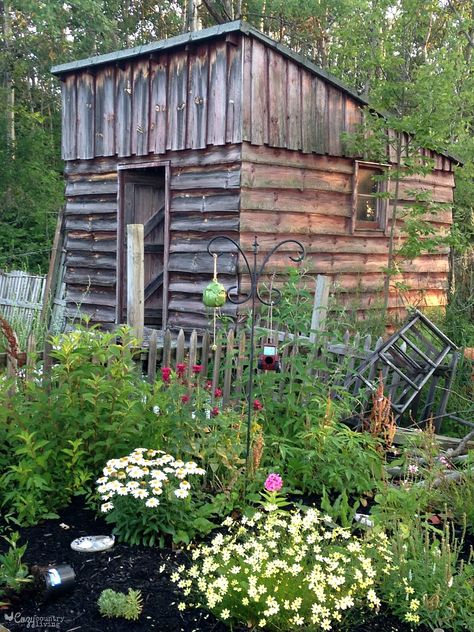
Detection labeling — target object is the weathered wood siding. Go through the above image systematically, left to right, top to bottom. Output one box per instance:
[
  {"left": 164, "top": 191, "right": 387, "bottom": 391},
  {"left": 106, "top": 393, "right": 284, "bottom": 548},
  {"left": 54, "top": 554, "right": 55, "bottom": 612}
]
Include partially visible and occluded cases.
[
  {"left": 241, "top": 37, "right": 453, "bottom": 172},
  {"left": 60, "top": 38, "right": 243, "bottom": 161},
  {"left": 240, "top": 144, "right": 453, "bottom": 318},
  {"left": 63, "top": 146, "right": 241, "bottom": 329}
]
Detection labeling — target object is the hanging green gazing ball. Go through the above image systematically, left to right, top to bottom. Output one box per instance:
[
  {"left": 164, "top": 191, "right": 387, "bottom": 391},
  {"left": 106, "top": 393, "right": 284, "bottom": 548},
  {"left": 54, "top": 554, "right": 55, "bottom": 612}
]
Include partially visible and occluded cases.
[{"left": 203, "top": 279, "right": 227, "bottom": 308}]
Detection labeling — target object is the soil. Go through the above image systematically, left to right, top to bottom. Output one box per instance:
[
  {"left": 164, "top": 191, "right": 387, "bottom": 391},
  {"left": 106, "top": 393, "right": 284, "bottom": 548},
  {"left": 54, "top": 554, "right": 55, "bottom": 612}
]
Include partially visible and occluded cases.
[{"left": 1, "top": 499, "right": 426, "bottom": 632}]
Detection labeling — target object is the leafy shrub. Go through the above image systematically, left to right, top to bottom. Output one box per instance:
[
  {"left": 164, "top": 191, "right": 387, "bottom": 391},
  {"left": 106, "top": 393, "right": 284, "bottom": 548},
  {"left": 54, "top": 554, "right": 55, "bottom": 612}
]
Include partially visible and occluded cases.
[
  {"left": 0, "top": 326, "right": 162, "bottom": 525},
  {"left": 97, "top": 448, "right": 212, "bottom": 546},
  {"left": 172, "top": 508, "right": 393, "bottom": 630},
  {"left": 379, "top": 520, "right": 474, "bottom": 631},
  {"left": 0, "top": 532, "right": 31, "bottom": 604},
  {"left": 98, "top": 588, "right": 143, "bottom": 620}
]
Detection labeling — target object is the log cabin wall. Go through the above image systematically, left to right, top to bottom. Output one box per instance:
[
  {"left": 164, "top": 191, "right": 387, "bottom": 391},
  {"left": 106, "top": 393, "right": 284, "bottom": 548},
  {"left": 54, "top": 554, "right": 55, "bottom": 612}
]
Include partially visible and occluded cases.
[
  {"left": 54, "top": 22, "right": 457, "bottom": 330},
  {"left": 240, "top": 143, "right": 454, "bottom": 320},
  {"left": 63, "top": 147, "right": 242, "bottom": 330}
]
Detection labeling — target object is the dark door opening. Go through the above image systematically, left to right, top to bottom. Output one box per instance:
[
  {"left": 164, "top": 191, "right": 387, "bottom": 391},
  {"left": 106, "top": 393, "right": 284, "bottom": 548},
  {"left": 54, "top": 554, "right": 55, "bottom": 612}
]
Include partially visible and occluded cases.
[{"left": 118, "top": 165, "right": 169, "bottom": 329}]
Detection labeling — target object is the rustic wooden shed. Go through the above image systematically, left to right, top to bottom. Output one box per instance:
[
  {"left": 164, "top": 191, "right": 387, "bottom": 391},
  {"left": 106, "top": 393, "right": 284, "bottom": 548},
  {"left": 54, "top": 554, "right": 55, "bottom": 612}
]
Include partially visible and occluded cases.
[{"left": 51, "top": 20, "right": 456, "bottom": 331}]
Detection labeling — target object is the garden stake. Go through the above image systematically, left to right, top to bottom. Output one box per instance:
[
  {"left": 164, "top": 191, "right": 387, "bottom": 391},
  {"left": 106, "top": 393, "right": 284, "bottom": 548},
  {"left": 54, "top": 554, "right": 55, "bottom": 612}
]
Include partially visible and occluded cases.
[{"left": 206, "top": 235, "right": 305, "bottom": 492}]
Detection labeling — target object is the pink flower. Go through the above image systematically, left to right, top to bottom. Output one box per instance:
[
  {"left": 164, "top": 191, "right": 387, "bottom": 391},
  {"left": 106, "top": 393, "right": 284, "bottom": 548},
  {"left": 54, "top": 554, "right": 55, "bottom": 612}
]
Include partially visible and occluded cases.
[
  {"left": 176, "top": 363, "right": 186, "bottom": 377},
  {"left": 192, "top": 364, "right": 203, "bottom": 374},
  {"left": 161, "top": 367, "right": 171, "bottom": 383},
  {"left": 205, "top": 380, "right": 213, "bottom": 391},
  {"left": 214, "top": 387, "right": 223, "bottom": 398},
  {"left": 181, "top": 394, "right": 190, "bottom": 404},
  {"left": 253, "top": 399, "right": 263, "bottom": 411},
  {"left": 210, "top": 406, "right": 220, "bottom": 417},
  {"left": 408, "top": 464, "right": 419, "bottom": 475},
  {"left": 264, "top": 473, "right": 283, "bottom": 492}
]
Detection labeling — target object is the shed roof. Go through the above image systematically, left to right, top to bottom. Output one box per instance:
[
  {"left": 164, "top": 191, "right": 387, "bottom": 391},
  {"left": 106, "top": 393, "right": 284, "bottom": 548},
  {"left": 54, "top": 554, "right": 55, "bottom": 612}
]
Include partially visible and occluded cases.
[{"left": 51, "top": 20, "right": 366, "bottom": 106}]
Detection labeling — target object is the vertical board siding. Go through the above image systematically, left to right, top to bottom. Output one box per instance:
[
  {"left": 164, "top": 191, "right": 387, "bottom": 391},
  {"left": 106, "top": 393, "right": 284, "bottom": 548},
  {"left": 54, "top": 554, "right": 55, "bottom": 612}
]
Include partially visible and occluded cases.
[
  {"left": 59, "top": 32, "right": 453, "bottom": 172},
  {"left": 207, "top": 41, "right": 228, "bottom": 146},
  {"left": 226, "top": 42, "right": 243, "bottom": 144},
  {"left": 187, "top": 45, "right": 209, "bottom": 149},
  {"left": 268, "top": 49, "right": 287, "bottom": 147},
  {"left": 167, "top": 50, "right": 188, "bottom": 151},
  {"left": 149, "top": 55, "right": 169, "bottom": 154},
  {"left": 132, "top": 59, "right": 150, "bottom": 156},
  {"left": 286, "top": 62, "right": 301, "bottom": 151},
  {"left": 116, "top": 64, "right": 133, "bottom": 157},
  {"left": 94, "top": 67, "right": 115, "bottom": 156},
  {"left": 76, "top": 72, "right": 95, "bottom": 159},
  {"left": 62, "top": 75, "right": 77, "bottom": 160}
]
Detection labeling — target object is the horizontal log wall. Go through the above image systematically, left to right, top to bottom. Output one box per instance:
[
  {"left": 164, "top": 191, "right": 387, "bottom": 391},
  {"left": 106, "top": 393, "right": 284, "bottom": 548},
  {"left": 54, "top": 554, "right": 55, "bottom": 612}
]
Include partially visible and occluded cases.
[
  {"left": 61, "top": 37, "right": 243, "bottom": 161},
  {"left": 240, "top": 143, "right": 454, "bottom": 319},
  {"left": 63, "top": 146, "right": 242, "bottom": 329}
]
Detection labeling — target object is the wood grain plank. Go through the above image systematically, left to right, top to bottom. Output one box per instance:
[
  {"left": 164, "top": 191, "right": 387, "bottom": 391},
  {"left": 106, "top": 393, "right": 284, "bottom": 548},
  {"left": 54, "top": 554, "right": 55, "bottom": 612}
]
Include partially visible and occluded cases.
[
  {"left": 241, "top": 36, "right": 252, "bottom": 141},
  {"left": 226, "top": 39, "right": 242, "bottom": 144},
  {"left": 250, "top": 39, "right": 267, "bottom": 145},
  {"left": 207, "top": 40, "right": 227, "bottom": 146},
  {"left": 187, "top": 44, "right": 209, "bottom": 149},
  {"left": 268, "top": 49, "right": 287, "bottom": 147},
  {"left": 167, "top": 50, "right": 188, "bottom": 151},
  {"left": 149, "top": 54, "right": 168, "bottom": 154},
  {"left": 131, "top": 59, "right": 150, "bottom": 156},
  {"left": 287, "top": 62, "right": 301, "bottom": 151},
  {"left": 116, "top": 63, "right": 133, "bottom": 157},
  {"left": 301, "top": 69, "right": 316, "bottom": 154},
  {"left": 76, "top": 72, "right": 95, "bottom": 160},
  {"left": 62, "top": 75, "right": 77, "bottom": 160},
  {"left": 314, "top": 77, "right": 328, "bottom": 154},
  {"left": 327, "top": 85, "right": 344, "bottom": 156},
  {"left": 241, "top": 162, "right": 351, "bottom": 192},
  {"left": 171, "top": 165, "right": 240, "bottom": 190},
  {"left": 241, "top": 188, "right": 351, "bottom": 217},
  {"left": 171, "top": 191, "right": 240, "bottom": 213},
  {"left": 240, "top": 210, "right": 347, "bottom": 235},
  {"left": 170, "top": 215, "right": 239, "bottom": 232}
]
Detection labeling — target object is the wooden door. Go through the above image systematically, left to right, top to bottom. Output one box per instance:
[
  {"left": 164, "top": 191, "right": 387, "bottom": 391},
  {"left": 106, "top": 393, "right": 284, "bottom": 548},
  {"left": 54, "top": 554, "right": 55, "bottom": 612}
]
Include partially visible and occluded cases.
[{"left": 120, "top": 168, "right": 167, "bottom": 328}]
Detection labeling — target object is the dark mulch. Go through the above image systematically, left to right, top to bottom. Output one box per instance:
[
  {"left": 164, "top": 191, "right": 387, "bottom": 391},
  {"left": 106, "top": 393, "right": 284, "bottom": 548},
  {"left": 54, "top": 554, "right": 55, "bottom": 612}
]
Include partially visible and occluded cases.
[{"left": 1, "top": 500, "right": 425, "bottom": 632}]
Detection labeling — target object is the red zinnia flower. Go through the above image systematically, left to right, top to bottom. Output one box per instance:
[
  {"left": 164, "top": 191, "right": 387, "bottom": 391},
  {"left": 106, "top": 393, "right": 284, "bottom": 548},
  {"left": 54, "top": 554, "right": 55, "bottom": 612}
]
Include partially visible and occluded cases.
[
  {"left": 176, "top": 363, "right": 186, "bottom": 377},
  {"left": 192, "top": 364, "right": 203, "bottom": 374},
  {"left": 161, "top": 367, "right": 171, "bottom": 383},
  {"left": 205, "top": 380, "right": 213, "bottom": 390},
  {"left": 214, "top": 387, "right": 223, "bottom": 398},
  {"left": 181, "top": 394, "right": 190, "bottom": 404},
  {"left": 253, "top": 399, "right": 263, "bottom": 411},
  {"left": 210, "top": 406, "right": 220, "bottom": 417}
]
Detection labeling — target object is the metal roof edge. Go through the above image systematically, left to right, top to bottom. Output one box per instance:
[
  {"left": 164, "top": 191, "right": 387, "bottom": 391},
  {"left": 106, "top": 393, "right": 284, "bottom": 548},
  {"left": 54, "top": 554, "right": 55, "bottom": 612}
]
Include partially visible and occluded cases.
[{"left": 51, "top": 20, "right": 244, "bottom": 75}]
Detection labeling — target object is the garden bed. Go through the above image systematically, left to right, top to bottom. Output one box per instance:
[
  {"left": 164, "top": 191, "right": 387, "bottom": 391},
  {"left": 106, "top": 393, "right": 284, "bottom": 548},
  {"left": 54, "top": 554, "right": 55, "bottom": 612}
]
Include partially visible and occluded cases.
[{"left": 2, "top": 499, "right": 425, "bottom": 632}]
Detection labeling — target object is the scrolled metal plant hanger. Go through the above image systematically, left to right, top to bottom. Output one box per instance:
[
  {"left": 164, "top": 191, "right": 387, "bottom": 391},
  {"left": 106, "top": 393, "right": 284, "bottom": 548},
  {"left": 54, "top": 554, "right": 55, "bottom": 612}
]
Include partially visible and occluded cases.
[{"left": 206, "top": 235, "right": 305, "bottom": 489}]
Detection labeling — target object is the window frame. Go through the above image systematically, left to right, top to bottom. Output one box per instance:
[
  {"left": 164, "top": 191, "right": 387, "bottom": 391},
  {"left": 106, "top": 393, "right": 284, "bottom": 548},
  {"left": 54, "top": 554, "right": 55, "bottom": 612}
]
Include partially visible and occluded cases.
[{"left": 351, "top": 161, "right": 390, "bottom": 234}]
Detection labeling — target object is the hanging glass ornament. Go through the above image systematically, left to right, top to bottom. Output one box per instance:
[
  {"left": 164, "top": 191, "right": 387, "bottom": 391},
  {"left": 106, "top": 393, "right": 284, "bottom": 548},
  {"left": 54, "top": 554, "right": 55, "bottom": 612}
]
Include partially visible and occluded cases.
[{"left": 203, "top": 278, "right": 226, "bottom": 308}]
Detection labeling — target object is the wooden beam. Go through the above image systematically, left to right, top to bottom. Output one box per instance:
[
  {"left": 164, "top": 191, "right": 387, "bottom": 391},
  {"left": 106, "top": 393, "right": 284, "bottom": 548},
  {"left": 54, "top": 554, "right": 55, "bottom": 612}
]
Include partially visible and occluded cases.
[{"left": 127, "top": 224, "right": 144, "bottom": 342}]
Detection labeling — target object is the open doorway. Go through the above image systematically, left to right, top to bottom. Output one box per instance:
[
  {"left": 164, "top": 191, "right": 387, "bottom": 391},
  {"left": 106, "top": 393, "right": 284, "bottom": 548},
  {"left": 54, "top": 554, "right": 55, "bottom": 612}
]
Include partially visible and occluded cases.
[{"left": 117, "top": 163, "right": 169, "bottom": 329}]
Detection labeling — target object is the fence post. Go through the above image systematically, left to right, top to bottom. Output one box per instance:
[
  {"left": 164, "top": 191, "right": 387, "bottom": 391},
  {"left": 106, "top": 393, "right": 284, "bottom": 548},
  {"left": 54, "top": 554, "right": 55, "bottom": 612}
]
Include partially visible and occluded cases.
[
  {"left": 126, "top": 224, "right": 144, "bottom": 343},
  {"left": 310, "top": 275, "right": 330, "bottom": 343},
  {"left": 147, "top": 329, "right": 158, "bottom": 384}
]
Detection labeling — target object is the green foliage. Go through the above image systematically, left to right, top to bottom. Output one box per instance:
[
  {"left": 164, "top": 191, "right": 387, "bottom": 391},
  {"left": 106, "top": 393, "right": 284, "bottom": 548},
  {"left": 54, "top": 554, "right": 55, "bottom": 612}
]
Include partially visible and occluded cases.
[
  {"left": 0, "top": 326, "right": 162, "bottom": 525},
  {"left": 172, "top": 507, "right": 393, "bottom": 630},
  {"left": 379, "top": 520, "right": 474, "bottom": 631},
  {"left": 0, "top": 531, "right": 31, "bottom": 604},
  {"left": 98, "top": 587, "right": 143, "bottom": 621}
]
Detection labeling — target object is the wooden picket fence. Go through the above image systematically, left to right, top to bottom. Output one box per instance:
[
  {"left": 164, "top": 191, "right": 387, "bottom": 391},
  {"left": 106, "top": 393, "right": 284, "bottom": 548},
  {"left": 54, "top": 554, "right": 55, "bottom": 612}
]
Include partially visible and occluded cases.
[
  {"left": 0, "top": 270, "right": 45, "bottom": 329},
  {"left": 0, "top": 322, "right": 457, "bottom": 428},
  {"left": 143, "top": 325, "right": 384, "bottom": 407}
]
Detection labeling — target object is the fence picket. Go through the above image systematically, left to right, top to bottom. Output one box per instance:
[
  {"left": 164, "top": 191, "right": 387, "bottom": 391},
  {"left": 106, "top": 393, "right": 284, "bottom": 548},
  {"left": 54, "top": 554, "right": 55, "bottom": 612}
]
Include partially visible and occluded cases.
[
  {"left": 163, "top": 329, "right": 172, "bottom": 367},
  {"left": 176, "top": 329, "right": 185, "bottom": 366},
  {"left": 201, "top": 331, "right": 210, "bottom": 375}
]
